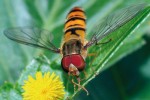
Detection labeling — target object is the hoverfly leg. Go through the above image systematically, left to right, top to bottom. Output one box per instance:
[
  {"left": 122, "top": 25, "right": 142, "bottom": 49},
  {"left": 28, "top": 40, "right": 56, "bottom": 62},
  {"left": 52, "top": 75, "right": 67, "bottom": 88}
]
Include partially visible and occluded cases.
[
  {"left": 96, "top": 38, "right": 112, "bottom": 45},
  {"left": 68, "top": 64, "right": 89, "bottom": 95},
  {"left": 68, "top": 64, "right": 79, "bottom": 91},
  {"left": 68, "top": 72, "right": 78, "bottom": 92},
  {"left": 77, "top": 77, "right": 81, "bottom": 91},
  {"left": 77, "top": 77, "right": 81, "bottom": 85},
  {"left": 71, "top": 78, "right": 89, "bottom": 95},
  {"left": 71, "top": 79, "right": 77, "bottom": 92},
  {"left": 73, "top": 79, "right": 77, "bottom": 92}
]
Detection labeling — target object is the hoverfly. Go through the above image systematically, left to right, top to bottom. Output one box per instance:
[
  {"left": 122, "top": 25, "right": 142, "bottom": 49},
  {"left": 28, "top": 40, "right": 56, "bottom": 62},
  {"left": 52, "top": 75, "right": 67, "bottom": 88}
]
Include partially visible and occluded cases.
[{"left": 4, "top": 4, "right": 145, "bottom": 95}]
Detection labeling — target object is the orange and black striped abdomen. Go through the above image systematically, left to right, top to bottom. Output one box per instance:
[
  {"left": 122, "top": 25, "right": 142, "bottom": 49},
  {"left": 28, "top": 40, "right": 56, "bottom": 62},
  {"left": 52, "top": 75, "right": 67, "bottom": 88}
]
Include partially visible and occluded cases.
[{"left": 64, "top": 7, "right": 86, "bottom": 42}]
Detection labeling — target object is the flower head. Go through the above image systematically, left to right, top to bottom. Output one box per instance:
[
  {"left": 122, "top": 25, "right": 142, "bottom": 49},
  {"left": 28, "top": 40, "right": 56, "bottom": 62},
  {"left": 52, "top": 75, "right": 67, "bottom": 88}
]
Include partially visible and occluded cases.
[{"left": 22, "top": 72, "right": 65, "bottom": 100}]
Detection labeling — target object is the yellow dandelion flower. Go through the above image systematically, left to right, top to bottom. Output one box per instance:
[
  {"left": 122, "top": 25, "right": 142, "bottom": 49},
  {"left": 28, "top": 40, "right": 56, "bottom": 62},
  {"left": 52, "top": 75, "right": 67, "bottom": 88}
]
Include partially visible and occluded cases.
[{"left": 22, "top": 72, "right": 65, "bottom": 100}]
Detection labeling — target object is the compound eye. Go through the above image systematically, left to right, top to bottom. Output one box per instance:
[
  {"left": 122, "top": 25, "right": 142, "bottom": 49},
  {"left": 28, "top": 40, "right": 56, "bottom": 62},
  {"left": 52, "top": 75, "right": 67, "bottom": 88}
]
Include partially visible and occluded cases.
[{"left": 61, "top": 54, "right": 85, "bottom": 72}]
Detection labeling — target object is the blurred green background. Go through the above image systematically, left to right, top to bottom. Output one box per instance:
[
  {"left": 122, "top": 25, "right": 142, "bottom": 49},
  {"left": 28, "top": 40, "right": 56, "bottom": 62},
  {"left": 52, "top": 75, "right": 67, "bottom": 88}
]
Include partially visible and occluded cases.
[{"left": 0, "top": 0, "right": 150, "bottom": 100}]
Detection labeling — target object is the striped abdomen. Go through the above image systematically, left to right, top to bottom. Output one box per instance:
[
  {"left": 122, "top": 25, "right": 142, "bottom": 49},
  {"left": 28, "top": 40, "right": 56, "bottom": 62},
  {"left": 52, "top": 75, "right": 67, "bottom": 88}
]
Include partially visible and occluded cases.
[{"left": 64, "top": 7, "right": 86, "bottom": 43}]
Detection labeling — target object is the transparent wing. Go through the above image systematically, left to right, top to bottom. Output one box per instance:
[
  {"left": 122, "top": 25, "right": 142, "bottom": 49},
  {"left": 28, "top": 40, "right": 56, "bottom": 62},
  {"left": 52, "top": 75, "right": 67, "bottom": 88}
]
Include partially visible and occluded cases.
[
  {"left": 85, "top": 4, "right": 145, "bottom": 48},
  {"left": 4, "top": 27, "right": 60, "bottom": 53}
]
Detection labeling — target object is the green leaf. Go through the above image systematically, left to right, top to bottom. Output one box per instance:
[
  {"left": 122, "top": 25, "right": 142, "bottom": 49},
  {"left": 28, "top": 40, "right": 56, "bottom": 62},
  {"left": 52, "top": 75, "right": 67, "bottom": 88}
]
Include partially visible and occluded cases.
[{"left": 71, "top": 5, "right": 150, "bottom": 98}]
